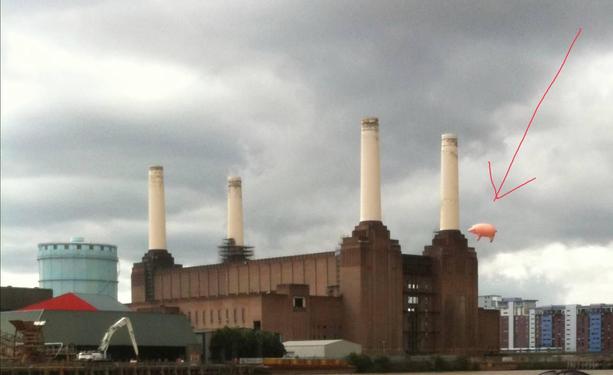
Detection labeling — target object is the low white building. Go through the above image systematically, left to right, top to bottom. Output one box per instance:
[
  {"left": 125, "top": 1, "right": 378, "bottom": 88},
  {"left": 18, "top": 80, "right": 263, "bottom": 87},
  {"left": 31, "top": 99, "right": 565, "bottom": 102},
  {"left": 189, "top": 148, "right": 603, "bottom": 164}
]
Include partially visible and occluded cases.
[{"left": 283, "top": 339, "right": 361, "bottom": 359}]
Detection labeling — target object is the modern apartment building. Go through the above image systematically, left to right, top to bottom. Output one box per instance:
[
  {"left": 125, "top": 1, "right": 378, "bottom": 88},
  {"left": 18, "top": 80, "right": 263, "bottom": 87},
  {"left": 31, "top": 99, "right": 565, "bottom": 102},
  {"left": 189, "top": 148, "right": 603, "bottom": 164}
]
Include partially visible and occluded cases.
[{"left": 480, "top": 295, "right": 612, "bottom": 353}]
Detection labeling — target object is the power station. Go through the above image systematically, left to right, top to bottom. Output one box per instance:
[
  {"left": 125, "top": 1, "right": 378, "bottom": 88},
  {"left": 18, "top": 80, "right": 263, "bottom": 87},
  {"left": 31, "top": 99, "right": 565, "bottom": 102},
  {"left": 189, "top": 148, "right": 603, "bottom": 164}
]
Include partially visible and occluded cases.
[{"left": 130, "top": 117, "right": 499, "bottom": 355}]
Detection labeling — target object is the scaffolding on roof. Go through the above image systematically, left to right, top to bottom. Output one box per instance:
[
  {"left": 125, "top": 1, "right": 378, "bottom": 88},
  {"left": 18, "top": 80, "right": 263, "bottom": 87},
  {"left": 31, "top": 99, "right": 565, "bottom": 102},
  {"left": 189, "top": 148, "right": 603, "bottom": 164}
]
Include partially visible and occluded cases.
[{"left": 218, "top": 238, "right": 254, "bottom": 263}]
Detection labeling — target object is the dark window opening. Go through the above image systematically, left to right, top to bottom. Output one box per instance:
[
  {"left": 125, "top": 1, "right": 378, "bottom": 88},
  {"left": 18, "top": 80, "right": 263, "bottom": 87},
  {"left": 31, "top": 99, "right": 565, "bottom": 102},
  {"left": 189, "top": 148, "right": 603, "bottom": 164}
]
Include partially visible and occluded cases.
[
  {"left": 293, "top": 296, "right": 306, "bottom": 309},
  {"left": 254, "top": 320, "right": 261, "bottom": 330}
]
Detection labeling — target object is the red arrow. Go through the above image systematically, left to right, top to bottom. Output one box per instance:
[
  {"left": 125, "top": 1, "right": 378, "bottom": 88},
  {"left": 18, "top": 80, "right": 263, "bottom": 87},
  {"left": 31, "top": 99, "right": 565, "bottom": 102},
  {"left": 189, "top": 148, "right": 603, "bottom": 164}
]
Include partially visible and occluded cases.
[{"left": 489, "top": 28, "right": 582, "bottom": 202}]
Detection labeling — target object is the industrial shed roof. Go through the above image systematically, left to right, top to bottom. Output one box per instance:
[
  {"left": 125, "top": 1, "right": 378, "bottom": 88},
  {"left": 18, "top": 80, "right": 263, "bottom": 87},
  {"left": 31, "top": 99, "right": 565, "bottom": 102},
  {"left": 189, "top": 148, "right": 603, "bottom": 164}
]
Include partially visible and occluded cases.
[
  {"left": 19, "top": 293, "right": 129, "bottom": 312},
  {"left": 1, "top": 309, "right": 197, "bottom": 347},
  {"left": 283, "top": 339, "right": 362, "bottom": 359},
  {"left": 283, "top": 340, "right": 347, "bottom": 346}
]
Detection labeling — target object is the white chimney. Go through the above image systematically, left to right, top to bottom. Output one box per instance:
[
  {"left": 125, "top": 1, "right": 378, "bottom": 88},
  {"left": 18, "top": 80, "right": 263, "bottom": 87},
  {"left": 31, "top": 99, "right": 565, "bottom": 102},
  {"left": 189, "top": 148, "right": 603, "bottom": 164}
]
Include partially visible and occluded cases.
[
  {"left": 360, "top": 117, "right": 382, "bottom": 222},
  {"left": 440, "top": 134, "right": 460, "bottom": 230},
  {"left": 148, "top": 166, "right": 167, "bottom": 250},
  {"left": 227, "top": 176, "right": 244, "bottom": 246}
]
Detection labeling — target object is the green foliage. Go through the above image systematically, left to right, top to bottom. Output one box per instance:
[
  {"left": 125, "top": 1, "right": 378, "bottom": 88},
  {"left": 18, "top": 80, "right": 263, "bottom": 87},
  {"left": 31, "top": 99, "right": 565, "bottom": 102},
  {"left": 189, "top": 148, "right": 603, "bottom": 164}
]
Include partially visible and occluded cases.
[
  {"left": 209, "top": 327, "right": 285, "bottom": 362},
  {"left": 345, "top": 352, "right": 374, "bottom": 373},
  {"left": 432, "top": 355, "right": 448, "bottom": 371},
  {"left": 432, "top": 355, "right": 472, "bottom": 371},
  {"left": 372, "top": 356, "right": 391, "bottom": 372},
  {"left": 389, "top": 357, "right": 432, "bottom": 372}
]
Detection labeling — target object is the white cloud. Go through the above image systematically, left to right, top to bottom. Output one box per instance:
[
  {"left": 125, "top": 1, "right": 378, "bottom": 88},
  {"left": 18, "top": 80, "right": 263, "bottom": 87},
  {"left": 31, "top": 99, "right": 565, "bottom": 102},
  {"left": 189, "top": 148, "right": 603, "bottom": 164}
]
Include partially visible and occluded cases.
[
  {"left": 2, "top": 1, "right": 612, "bottom": 308},
  {"left": 1, "top": 30, "right": 199, "bottom": 122},
  {"left": 488, "top": 52, "right": 613, "bottom": 201},
  {"left": 480, "top": 242, "right": 613, "bottom": 305},
  {"left": 117, "top": 258, "right": 133, "bottom": 304},
  {"left": 0, "top": 270, "right": 38, "bottom": 289}
]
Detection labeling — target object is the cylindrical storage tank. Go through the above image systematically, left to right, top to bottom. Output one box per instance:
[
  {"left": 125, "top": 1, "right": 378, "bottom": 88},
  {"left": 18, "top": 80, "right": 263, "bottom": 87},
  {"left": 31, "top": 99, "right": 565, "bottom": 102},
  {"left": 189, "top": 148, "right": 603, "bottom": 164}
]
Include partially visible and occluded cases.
[{"left": 37, "top": 237, "right": 118, "bottom": 299}]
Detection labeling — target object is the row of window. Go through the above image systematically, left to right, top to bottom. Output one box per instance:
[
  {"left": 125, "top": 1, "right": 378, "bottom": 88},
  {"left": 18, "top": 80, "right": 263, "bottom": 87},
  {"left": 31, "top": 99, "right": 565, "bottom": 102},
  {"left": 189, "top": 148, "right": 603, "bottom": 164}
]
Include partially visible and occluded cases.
[
  {"left": 39, "top": 244, "right": 115, "bottom": 251},
  {"left": 406, "top": 282, "right": 431, "bottom": 290},
  {"left": 186, "top": 307, "right": 247, "bottom": 327},
  {"left": 314, "top": 324, "right": 342, "bottom": 330},
  {"left": 310, "top": 334, "right": 337, "bottom": 340}
]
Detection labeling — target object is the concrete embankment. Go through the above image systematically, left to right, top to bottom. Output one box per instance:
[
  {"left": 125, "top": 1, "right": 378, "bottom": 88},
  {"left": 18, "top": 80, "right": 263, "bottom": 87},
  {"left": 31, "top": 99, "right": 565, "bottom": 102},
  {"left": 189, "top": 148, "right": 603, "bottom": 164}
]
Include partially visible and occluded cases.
[{"left": 0, "top": 363, "right": 263, "bottom": 375}]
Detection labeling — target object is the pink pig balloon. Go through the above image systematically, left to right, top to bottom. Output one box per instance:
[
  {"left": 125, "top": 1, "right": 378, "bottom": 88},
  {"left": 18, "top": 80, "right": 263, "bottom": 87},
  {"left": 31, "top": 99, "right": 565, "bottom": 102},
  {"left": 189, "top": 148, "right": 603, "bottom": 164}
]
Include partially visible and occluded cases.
[{"left": 468, "top": 223, "right": 497, "bottom": 242}]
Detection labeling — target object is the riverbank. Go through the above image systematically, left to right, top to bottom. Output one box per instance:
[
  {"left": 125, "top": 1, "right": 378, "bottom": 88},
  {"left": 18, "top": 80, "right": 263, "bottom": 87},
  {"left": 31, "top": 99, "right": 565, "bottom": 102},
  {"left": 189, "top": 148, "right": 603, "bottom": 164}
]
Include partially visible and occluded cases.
[
  {"left": 345, "top": 353, "right": 613, "bottom": 373},
  {"left": 359, "top": 372, "right": 613, "bottom": 375}
]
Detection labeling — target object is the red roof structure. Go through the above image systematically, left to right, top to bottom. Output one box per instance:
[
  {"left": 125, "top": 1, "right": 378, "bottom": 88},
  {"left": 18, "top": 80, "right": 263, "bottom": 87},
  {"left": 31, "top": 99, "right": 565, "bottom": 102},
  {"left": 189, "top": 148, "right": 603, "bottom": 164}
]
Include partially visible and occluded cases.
[{"left": 20, "top": 293, "right": 100, "bottom": 312}]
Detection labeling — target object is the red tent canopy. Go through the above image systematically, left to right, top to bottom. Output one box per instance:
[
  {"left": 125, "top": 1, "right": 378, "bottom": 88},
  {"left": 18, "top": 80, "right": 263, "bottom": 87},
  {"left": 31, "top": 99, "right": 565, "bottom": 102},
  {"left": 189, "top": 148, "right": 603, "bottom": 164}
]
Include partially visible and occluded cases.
[{"left": 19, "top": 293, "right": 97, "bottom": 311}]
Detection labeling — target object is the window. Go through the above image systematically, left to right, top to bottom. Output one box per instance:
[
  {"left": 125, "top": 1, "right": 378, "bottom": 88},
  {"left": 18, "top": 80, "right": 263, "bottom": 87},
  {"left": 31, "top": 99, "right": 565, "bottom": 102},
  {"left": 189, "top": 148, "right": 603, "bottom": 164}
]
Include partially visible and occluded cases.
[
  {"left": 293, "top": 297, "right": 306, "bottom": 309},
  {"left": 242, "top": 308, "right": 245, "bottom": 323},
  {"left": 225, "top": 309, "right": 229, "bottom": 323},
  {"left": 203, "top": 310, "right": 206, "bottom": 326},
  {"left": 210, "top": 310, "right": 213, "bottom": 324},
  {"left": 218, "top": 310, "right": 221, "bottom": 324},
  {"left": 254, "top": 321, "right": 261, "bottom": 330}
]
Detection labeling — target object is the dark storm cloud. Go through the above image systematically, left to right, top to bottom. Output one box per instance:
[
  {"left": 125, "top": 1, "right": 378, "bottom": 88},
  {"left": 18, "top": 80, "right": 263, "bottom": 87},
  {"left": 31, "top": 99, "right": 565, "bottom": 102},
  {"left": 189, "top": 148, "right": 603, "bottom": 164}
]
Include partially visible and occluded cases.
[
  {"left": 1, "top": 0, "right": 612, "bottom": 303},
  {"left": 2, "top": 109, "right": 243, "bottom": 186}
]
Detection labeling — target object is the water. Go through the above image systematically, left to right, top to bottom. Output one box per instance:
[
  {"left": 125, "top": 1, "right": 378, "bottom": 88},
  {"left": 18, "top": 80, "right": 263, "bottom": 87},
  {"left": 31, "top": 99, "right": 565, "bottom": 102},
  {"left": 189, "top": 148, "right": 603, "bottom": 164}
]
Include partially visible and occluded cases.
[{"left": 361, "top": 371, "right": 613, "bottom": 375}]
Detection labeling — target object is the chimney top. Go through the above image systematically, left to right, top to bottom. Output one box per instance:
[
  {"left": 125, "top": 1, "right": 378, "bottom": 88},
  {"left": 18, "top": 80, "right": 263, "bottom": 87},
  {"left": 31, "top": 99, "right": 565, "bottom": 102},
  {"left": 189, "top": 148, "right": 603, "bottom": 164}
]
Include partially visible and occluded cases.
[
  {"left": 361, "top": 117, "right": 379, "bottom": 131},
  {"left": 361, "top": 117, "right": 379, "bottom": 125},
  {"left": 442, "top": 133, "right": 457, "bottom": 140},
  {"left": 149, "top": 165, "right": 163, "bottom": 171},
  {"left": 228, "top": 176, "right": 242, "bottom": 187}
]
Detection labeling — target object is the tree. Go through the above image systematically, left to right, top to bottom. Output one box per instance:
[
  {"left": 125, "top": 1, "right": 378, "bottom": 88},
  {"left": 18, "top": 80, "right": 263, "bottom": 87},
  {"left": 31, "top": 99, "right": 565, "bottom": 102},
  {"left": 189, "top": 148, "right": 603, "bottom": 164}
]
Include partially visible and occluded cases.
[{"left": 209, "top": 327, "right": 285, "bottom": 361}]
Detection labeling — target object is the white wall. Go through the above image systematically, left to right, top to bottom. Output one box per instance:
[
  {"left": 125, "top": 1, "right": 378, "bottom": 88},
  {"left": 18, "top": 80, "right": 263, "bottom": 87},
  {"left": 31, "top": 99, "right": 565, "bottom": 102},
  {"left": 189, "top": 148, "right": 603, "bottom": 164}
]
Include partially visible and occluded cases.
[
  {"left": 508, "top": 301, "right": 515, "bottom": 350},
  {"left": 564, "top": 304, "right": 577, "bottom": 352},
  {"left": 529, "top": 308, "right": 536, "bottom": 349},
  {"left": 284, "top": 340, "right": 361, "bottom": 359},
  {"left": 326, "top": 341, "right": 362, "bottom": 358},
  {"left": 284, "top": 344, "right": 325, "bottom": 358}
]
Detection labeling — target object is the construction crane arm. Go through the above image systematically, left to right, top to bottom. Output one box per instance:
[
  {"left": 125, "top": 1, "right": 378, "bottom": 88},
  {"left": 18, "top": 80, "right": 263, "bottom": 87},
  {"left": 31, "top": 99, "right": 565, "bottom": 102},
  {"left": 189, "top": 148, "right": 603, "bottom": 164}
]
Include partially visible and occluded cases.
[
  {"left": 97, "top": 317, "right": 138, "bottom": 357},
  {"left": 125, "top": 318, "right": 139, "bottom": 357}
]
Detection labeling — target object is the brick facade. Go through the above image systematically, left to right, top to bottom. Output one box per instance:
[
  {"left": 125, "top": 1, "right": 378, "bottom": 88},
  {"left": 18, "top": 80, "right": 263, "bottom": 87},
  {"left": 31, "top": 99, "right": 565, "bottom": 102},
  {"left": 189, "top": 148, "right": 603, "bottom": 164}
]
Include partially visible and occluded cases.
[
  {"left": 131, "top": 224, "right": 497, "bottom": 355},
  {"left": 423, "top": 230, "right": 479, "bottom": 353}
]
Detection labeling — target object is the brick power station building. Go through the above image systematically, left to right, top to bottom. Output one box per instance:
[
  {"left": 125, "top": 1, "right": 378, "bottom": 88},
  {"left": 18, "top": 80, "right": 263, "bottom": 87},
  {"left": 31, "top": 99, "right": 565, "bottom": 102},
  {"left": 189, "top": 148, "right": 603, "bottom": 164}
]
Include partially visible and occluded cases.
[{"left": 130, "top": 118, "right": 499, "bottom": 355}]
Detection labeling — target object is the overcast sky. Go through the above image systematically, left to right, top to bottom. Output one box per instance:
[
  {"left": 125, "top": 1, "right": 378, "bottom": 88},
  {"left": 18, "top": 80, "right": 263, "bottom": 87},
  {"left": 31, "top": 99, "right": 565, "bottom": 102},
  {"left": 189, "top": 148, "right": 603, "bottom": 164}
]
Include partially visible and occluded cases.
[{"left": 1, "top": 1, "right": 612, "bottom": 305}]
